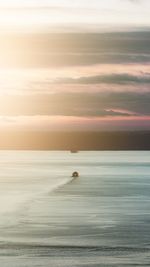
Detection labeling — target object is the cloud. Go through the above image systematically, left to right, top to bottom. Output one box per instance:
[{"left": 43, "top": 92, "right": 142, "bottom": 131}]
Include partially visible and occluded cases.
[
  {"left": 128, "top": 0, "right": 140, "bottom": 3},
  {"left": 0, "top": 32, "right": 150, "bottom": 68},
  {"left": 55, "top": 74, "right": 150, "bottom": 85},
  {"left": 0, "top": 91, "right": 149, "bottom": 117}
]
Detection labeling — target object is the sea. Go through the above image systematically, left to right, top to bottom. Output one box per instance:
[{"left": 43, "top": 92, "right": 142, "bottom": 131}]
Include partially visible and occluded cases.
[{"left": 0, "top": 151, "right": 150, "bottom": 267}]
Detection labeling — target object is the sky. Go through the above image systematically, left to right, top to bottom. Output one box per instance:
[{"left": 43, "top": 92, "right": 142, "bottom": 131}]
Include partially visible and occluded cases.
[
  {"left": 0, "top": 0, "right": 150, "bottom": 31},
  {"left": 0, "top": 1, "right": 150, "bottom": 132}
]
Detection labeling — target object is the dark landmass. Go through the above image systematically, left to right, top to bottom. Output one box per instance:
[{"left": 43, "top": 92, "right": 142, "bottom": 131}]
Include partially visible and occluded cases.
[{"left": 0, "top": 131, "right": 149, "bottom": 150}]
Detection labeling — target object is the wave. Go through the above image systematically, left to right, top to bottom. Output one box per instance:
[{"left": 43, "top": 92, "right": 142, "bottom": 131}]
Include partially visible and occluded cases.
[
  {"left": 50, "top": 162, "right": 150, "bottom": 168},
  {"left": 0, "top": 174, "right": 75, "bottom": 227},
  {"left": 18, "top": 175, "right": 76, "bottom": 211},
  {"left": 47, "top": 175, "right": 77, "bottom": 193},
  {"left": 1, "top": 243, "right": 150, "bottom": 255}
]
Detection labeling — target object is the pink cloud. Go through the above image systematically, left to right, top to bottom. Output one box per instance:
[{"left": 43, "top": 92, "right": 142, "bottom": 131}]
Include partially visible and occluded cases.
[
  {"left": 0, "top": 63, "right": 150, "bottom": 95},
  {"left": 0, "top": 115, "right": 149, "bottom": 131}
]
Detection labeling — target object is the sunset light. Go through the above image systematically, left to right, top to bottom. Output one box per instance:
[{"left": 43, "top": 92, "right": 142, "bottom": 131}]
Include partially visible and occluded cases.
[{"left": 0, "top": 1, "right": 150, "bottom": 266}]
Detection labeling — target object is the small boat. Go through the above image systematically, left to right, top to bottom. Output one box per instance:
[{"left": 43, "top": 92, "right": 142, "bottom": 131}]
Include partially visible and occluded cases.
[{"left": 72, "top": 171, "right": 79, "bottom": 178}]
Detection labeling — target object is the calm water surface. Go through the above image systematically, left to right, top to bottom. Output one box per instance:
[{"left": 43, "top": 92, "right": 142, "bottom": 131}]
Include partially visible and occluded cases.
[{"left": 0, "top": 151, "right": 150, "bottom": 267}]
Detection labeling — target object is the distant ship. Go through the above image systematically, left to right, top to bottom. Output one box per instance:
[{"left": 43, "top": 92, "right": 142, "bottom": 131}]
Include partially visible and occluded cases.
[{"left": 70, "top": 150, "right": 78, "bottom": 153}]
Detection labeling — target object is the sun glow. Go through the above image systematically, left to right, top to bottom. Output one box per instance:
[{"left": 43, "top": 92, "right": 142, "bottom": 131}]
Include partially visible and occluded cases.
[
  {"left": 0, "top": 0, "right": 62, "bottom": 30},
  {"left": 0, "top": 0, "right": 149, "bottom": 31},
  {"left": 0, "top": 0, "right": 47, "bottom": 8},
  {"left": 0, "top": 11, "right": 50, "bottom": 31}
]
